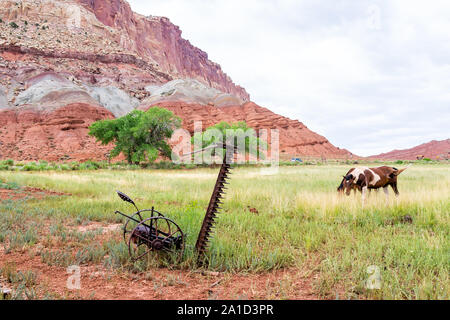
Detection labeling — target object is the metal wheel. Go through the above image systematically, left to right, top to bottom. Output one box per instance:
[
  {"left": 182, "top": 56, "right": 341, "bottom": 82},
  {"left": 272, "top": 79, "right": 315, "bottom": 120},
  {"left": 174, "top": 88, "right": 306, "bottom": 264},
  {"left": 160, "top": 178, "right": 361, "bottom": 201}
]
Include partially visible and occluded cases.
[
  {"left": 122, "top": 209, "right": 164, "bottom": 243},
  {"left": 128, "top": 216, "right": 184, "bottom": 262}
]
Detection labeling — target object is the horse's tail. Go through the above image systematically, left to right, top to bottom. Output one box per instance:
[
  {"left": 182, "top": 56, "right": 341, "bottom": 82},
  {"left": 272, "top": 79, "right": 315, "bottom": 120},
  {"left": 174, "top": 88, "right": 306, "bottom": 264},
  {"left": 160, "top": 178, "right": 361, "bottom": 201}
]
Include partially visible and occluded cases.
[{"left": 393, "top": 164, "right": 412, "bottom": 176}]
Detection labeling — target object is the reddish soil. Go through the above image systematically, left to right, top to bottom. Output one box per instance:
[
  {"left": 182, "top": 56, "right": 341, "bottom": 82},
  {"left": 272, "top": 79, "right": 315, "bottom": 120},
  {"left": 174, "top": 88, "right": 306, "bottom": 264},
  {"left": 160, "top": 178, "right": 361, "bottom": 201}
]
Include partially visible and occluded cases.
[
  {"left": 0, "top": 187, "right": 69, "bottom": 201},
  {"left": 0, "top": 219, "right": 321, "bottom": 300},
  {"left": 0, "top": 250, "right": 318, "bottom": 300}
]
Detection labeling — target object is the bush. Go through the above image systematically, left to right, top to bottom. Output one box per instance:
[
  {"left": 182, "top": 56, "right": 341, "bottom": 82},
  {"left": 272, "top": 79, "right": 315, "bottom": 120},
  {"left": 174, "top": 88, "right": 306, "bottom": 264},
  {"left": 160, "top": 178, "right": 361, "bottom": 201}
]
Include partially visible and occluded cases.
[
  {"left": 9, "top": 22, "right": 19, "bottom": 29},
  {"left": 0, "top": 159, "right": 290, "bottom": 171},
  {"left": 85, "top": 160, "right": 101, "bottom": 169},
  {"left": 37, "top": 161, "right": 49, "bottom": 170},
  {"left": 155, "top": 161, "right": 172, "bottom": 169},
  {"left": 78, "top": 163, "right": 89, "bottom": 170},
  {"left": 22, "top": 164, "right": 39, "bottom": 171},
  {"left": 59, "top": 164, "right": 71, "bottom": 171},
  {"left": 0, "top": 181, "right": 20, "bottom": 190},
  {"left": 103, "top": 240, "right": 131, "bottom": 269}
]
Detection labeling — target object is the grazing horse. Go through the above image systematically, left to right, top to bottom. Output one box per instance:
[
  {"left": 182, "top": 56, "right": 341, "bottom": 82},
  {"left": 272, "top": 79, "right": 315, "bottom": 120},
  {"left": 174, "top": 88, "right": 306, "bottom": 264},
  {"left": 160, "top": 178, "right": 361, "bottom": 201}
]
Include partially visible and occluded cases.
[{"left": 337, "top": 165, "right": 410, "bottom": 205}]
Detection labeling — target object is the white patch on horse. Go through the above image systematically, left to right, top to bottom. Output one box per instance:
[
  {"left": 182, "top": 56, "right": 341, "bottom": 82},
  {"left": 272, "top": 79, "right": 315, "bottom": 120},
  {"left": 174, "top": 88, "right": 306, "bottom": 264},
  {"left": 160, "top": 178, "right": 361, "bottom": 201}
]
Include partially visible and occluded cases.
[
  {"left": 350, "top": 167, "right": 381, "bottom": 187},
  {"left": 351, "top": 167, "right": 368, "bottom": 183},
  {"left": 366, "top": 168, "right": 381, "bottom": 186}
]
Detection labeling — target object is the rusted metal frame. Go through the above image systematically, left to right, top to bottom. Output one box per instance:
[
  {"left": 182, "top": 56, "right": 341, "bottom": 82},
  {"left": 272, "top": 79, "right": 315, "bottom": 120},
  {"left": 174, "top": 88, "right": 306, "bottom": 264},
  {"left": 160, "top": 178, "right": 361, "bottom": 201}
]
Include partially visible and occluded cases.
[
  {"left": 195, "top": 144, "right": 236, "bottom": 258},
  {"left": 115, "top": 210, "right": 172, "bottom": 238}
]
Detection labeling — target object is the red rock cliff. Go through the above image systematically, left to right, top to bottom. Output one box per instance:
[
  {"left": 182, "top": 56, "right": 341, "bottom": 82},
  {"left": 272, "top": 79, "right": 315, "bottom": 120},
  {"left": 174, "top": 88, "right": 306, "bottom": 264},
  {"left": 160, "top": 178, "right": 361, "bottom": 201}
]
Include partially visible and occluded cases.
[
  {"left": 0, "top": 0, "right": 353, "bottom": 161},
  {"left": 77, "top": 0, "right": 249, "bottom": 100},
  {"left": 139, "top": 101, "right": 353, "bottom": 159},
  {"left": 0, "top": 103, "right": 114, "bottom": 161}
]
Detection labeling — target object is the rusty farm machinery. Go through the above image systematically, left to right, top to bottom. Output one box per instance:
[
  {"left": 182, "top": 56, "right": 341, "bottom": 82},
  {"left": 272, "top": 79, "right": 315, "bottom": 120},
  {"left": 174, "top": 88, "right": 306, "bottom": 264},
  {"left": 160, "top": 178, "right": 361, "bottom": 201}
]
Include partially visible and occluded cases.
[{"left": 115, "top": 144, "right": 235, "bottom": 263}]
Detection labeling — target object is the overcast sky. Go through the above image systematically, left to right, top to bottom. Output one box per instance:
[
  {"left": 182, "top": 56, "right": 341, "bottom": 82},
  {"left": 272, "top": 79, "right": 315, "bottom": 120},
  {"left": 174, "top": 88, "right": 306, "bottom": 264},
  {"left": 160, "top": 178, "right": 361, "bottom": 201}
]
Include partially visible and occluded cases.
[{"left": 128, "top": 0, "right": 450, "bottom": 156}]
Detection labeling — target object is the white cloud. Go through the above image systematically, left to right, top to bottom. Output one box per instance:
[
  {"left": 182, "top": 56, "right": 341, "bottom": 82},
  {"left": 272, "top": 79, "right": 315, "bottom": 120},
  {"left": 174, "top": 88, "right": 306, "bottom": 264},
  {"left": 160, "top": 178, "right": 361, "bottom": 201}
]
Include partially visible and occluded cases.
[{"left": 128, "top": 0, "right": 450, "bottom": 156}]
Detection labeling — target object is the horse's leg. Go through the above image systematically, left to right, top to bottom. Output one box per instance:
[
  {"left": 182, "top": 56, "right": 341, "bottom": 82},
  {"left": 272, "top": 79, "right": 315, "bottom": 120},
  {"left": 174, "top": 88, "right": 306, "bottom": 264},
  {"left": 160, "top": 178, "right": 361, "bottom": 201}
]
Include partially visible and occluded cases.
[
  {"left": 391, "top": 182, "right": 399, "bottom": 197},
  {"left": 361, "top": 186, "right": 368, "bottom": 207},
  {"left": 383, "top": 186, "right": 389, "bottom": 204}
]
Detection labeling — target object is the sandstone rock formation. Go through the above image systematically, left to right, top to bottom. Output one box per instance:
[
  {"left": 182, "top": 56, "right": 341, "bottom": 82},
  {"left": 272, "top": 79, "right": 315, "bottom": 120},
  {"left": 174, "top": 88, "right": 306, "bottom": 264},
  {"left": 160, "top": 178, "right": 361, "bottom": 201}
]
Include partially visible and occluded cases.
[
  {"left": 0, "top": 0, "right": 352, "bottom": 161},
  {"left": 0, "top": 0, "right": 248, "bottom": 100},
  {"left": 76, "top": 0, "right": 249, "bottom": 100},
  {"left": 16, "top": 77, "right": 90, "bottom": 108},
  {"left": 143, "top": 79, "right": 243, "bottom": 107},
  {"left": 0, "top": 85, "right": 8, "bottom": 109},
  {"left": 86, "top": 86, "right": 139, "bottom": 117},
  {"left": 139, "top": 101, "right": 352, "bottom": 158},
  {"left": 0, "top": 103, "right": 113, "bottom": 161},
  {"left": 370, "top": 139, "right": 450, "bottom": 160}
]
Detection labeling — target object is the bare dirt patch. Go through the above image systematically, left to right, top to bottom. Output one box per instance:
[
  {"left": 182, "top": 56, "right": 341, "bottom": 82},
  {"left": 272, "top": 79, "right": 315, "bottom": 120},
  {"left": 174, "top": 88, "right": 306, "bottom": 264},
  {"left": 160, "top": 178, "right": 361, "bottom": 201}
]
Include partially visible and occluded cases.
[
  {"left": 0, "top": 187, "right": 69, "bottom": 201},
  {"left": 0, "top": 196, "right": 322, "bottom": 300},
  {"left": 74, "top": 222, "right": 122, "bottom": 234},
  {"left": 0, "top": 226, "right": 320, "bottom": 300},
  {"left": 0, "top": 248, "right": 319, "bottom": 300}
]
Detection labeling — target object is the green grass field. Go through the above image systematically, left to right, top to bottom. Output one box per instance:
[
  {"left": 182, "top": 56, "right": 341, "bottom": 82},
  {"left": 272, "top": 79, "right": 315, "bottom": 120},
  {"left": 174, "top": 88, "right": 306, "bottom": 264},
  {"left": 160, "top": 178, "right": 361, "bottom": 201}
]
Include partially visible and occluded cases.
[{"left": 0, "top": 163, "right": 448, "bottom": 299}]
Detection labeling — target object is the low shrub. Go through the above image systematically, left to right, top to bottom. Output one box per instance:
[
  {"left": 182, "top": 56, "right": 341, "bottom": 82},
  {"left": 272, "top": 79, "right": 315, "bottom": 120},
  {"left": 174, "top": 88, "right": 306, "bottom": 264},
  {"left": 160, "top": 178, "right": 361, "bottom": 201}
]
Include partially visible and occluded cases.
[
  {"left": 22, "top": 164, "right": 39, "bottom": 171},
  {"left": 0, "top": 181, "right": 20, "bottom": 190}
]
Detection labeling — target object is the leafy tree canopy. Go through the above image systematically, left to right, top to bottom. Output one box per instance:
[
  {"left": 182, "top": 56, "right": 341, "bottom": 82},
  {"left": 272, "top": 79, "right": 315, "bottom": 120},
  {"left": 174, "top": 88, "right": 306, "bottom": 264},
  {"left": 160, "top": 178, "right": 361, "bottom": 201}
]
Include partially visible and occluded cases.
[
  {"left": 89, "top": 107, "right": 181, "bottom": 164},
  {"left": 192, "top": 121, "right": 266, "bottom": 158}
]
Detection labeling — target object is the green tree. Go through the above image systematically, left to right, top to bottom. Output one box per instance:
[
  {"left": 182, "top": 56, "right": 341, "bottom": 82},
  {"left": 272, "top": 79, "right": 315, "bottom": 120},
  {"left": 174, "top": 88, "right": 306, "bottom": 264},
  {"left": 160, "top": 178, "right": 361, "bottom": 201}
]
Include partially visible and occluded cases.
[
  {"left": 89, "top": 107, "right": 181, "bottom": 164},
  {"left": 192, "top": 121, "right": 266, "bottom": 159}
]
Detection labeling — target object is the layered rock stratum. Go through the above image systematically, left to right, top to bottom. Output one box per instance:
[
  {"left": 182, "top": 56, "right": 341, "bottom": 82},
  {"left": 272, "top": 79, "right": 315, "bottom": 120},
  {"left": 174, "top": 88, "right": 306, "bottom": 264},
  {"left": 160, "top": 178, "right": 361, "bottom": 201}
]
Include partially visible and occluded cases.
[
  {"left": 0, "top": 0, "right": 352, "bottom": 161},
  {"left": 138, "top": 100, "right": 350, "bottom": 158},
  {"left": 370, "top": 139, "right": 450, "bottom": 160}
]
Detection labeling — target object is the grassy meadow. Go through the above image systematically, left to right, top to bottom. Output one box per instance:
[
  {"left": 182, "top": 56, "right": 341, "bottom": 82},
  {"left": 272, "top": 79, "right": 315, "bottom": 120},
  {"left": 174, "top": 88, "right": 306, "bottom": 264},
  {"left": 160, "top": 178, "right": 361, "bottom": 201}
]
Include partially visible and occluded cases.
[{"left": 0, "top": 163, "right": 448, "bottom": 299}]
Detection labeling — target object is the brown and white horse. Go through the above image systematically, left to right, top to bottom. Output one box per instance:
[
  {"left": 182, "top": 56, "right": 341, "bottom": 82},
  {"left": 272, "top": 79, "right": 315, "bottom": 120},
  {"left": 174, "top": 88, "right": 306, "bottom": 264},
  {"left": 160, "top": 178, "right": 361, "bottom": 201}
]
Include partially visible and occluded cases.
[{"left": 337, "top": 165, "right": 410, "bottom": 205}]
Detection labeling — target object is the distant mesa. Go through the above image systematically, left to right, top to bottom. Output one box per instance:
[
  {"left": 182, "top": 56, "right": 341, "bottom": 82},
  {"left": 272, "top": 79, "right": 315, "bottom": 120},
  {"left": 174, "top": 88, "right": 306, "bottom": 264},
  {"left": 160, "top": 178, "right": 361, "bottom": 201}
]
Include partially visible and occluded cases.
[{"left": 370, "top": 139, "right": 450, "bottom": 160}]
